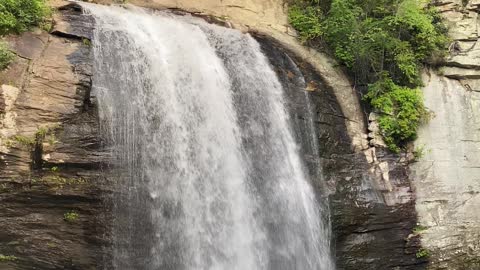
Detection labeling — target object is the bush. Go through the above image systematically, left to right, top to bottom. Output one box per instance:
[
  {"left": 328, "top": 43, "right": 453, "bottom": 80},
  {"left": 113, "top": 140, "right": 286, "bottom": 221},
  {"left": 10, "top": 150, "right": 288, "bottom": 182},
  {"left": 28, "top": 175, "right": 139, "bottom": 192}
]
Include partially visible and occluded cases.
[
  {"left": 0, "top": 0, "right": 51, "bottom": 35},
  {"left": 0, "top": 0, "right": 50, "bottom": 70},
  {"left": 288, "top": 0, "right": 447, "bottom": 151},
  {"left": 288, "top": 4, "right": 323, "bottom": 43},
  {"left": 0, "top": 41, "right": 13, "bottom": 70},
  {"left": 365, "top": 75, "right": 427, "bottom": 152}
]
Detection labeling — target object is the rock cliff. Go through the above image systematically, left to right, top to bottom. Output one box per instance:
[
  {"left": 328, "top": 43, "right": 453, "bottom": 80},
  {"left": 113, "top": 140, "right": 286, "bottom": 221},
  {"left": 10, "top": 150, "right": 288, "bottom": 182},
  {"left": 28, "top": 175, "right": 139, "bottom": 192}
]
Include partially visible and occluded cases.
[
  {"left": 0, "top": 0, "right": 478, "bottom": 269},
  {"left": 411, "top": 1, "right": 480, "bottom": 269},
  {"left": 0, "top": 5, "right": 110, "bottom": 269}
]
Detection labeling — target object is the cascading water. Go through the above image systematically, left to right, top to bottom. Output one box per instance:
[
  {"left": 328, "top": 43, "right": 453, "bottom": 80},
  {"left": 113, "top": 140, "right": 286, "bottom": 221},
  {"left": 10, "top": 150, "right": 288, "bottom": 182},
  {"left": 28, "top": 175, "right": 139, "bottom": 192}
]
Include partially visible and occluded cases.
[{"left": 82, "top": 3, "right": 334, "bottom": 270}]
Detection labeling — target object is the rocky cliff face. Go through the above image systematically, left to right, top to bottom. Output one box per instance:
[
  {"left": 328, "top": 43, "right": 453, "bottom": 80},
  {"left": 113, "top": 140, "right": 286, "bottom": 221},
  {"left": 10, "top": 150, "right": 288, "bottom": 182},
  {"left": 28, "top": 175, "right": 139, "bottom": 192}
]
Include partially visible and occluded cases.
[
  {"left": 1, "top": 1, "right": 478, "bottom": 270},
  {"left": 411, "top": 1, "right": 480, "bottom": 269},
  {"left": 0, "top": 5, "right": 111, "bottom": 269}
]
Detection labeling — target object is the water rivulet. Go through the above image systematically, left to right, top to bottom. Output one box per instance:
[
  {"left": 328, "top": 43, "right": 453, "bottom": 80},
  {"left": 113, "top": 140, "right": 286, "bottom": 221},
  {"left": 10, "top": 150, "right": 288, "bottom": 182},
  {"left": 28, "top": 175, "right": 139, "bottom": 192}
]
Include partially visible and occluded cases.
[{"left": 83, "top": 3, "right": 334, "bottom": 270}]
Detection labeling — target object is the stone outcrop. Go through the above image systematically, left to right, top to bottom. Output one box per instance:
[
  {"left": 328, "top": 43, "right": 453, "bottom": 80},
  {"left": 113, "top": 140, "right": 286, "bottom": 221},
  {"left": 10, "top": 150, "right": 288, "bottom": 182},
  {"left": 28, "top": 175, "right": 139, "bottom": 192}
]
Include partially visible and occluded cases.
[{"left": 411, "top": 1, "right": 480, "bottom": 269}]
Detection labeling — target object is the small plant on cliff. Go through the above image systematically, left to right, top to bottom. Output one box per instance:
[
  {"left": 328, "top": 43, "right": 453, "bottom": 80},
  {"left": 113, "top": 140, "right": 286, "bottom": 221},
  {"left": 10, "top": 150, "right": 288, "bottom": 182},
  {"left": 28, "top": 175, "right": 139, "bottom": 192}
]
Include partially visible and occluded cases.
[
  {"left": 288, "top": 0, "right": 448, "bottom": 152},
  {"left": 82, "top": 38, "right": 91, "bottom": 47},
  {"left": 0, "top": 41, "right": 13, "bottom": 70},
  {"left": 11, "top": 125, "right": 59, "bottom": 149},
  {"left": 12, "top": 134, "right": 35, "bottom": 149},
  {"left": 413, "top": 144, "right": 427, "bottom": 161},
  {"left": 63, "top": 211, "right": 79, "bottom": 223},
  {"left": 413, "top": 225, "right": 428, "bottom": 234},
  {"left": 416, "top": 248, "right": 430, "bottom": 258},
  {"left": 0, "top": 254, "right": 17, "bottom": 262}
]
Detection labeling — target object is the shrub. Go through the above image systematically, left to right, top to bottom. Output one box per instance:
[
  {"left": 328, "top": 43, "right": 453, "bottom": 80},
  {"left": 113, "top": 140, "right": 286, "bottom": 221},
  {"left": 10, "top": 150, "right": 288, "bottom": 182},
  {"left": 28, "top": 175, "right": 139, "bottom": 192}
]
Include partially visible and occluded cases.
[
  {"left": 0, "top": 0, "right": 51, "bottom": 35},
  {"left": 0, "top": 0, "right": 51, "bottom": 70},
  {"left": 288, "top": 0, "right": 448, "bottom": 151},
  {"left": 288, "top": 4, "right": 323, "bottom": 43},
  {"left": 0, "top": 41, "right": 13, "bottom": 70},
  {"left": 364, "top": 75, "right": 427, "bottom": 152}
]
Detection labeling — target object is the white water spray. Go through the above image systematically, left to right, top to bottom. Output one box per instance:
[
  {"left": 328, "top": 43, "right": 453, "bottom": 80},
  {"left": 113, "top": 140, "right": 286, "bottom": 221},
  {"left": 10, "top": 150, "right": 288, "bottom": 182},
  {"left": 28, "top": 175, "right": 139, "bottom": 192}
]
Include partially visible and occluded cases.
[{"left": 82, "top": 3, "right": 334, "bottom": 270}]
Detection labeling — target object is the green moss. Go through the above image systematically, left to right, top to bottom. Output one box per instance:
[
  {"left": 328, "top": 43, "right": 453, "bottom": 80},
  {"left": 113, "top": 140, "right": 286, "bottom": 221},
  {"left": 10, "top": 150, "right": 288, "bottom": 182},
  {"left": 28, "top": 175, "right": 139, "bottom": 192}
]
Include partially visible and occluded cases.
[
  {"left": 288, "top": 0, "right": 448, "bottom": 151},
  {"left": 82, "top": 38, "right": 91, "bottom": 47},
  {"left": 43, "top": 175, "right": 87, "bottom": 185},
  {"left": 63, "top": 211, "right": 79, "bottom": 223},
  {"left": 413, "top": 225, "right": 428, "bottom": 234},
  {"left": 416, "top": 248, "right": 430, "bottom": 258},
  {"left": 0, "top": 254, "right": 17, "bottom": 262}
]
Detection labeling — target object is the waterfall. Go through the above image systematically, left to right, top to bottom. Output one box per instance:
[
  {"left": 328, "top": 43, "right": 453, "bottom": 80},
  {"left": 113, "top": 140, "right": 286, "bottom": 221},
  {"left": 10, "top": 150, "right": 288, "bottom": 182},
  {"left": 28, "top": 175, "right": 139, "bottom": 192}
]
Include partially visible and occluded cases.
[{"left": 82, "top": 3, "right": 334, "bottom": 270}]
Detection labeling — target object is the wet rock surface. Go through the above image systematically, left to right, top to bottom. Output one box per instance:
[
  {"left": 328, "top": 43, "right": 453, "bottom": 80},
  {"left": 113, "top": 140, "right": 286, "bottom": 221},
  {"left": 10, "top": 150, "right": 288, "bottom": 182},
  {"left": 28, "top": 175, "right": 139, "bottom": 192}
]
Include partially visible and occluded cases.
[
  {"left": 0, "top": 4, "right": 111, "bottom": 270},
  {"left": 257, "top": 37, "right": 425, "bottom": 270}
]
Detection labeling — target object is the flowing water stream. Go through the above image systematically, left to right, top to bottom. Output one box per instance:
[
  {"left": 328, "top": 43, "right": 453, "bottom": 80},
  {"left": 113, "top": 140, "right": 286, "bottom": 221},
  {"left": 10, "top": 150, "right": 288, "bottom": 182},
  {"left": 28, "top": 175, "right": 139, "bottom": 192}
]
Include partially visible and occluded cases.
[{"left": 82, "top": 3, "right": 334, "bottom": 270}]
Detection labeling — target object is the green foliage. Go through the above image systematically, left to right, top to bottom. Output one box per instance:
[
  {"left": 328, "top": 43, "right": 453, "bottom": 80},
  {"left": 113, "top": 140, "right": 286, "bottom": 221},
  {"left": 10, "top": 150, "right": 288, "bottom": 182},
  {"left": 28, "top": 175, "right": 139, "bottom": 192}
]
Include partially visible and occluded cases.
[
  {"left": 0, "top": 0, "right": 51, "bottom": 35},
  {"left": 0, "top": 0, "right": 51, "bottom": 70},
  {"left": 288, "top": 0, "right": 448, "bottom": 151},
  {"left": 288, "top": 4, "right": 323, "bottom": 42},
  {"left": 82, "top": 38, "right": 92, "bottom": 47},
  {"left": 0, "top": 41, "right": 13, "bottom": 70},
  {"left": 365, "top": 75, "right": 427, "bottom": 152},
  {"left": 11, "top": 125, "right": 59, "bottom": 149},
  {"left": 35, "top": 126, "right": 49, "bottom": 139},
  {"left": 12, "top": 134, "right": 35, "bottom": 148},
  {"left": 413, "top": 144, "right": 426, "bottom": 160},
  {"left": 44, "top": 175, "right": 87, "bottom": 185},
  {"left": 64, "top": 211, "right": 79, "bottom": 223},
  {"left": 413, "top": 225, "right": 428, "bottom": 234},
  {"left": 416, "top": 248, "right": 430, "bottom": 258},
  {"left": 0, "top": 254, "right": 17, "bottom": 262}
]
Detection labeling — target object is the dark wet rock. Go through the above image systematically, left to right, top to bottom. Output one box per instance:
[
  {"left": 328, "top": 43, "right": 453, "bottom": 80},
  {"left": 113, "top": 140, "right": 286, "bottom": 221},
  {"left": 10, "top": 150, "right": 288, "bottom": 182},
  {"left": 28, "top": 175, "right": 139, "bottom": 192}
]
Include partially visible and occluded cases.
[
  {"left": 52, "top": 3, "right": 95, "bottom": 40},
  {"left": 0, "top": 4, "right": 110, "bottom": 270},
  {"left": 257, "top": 36, "right": 425, "bottom": 270}
]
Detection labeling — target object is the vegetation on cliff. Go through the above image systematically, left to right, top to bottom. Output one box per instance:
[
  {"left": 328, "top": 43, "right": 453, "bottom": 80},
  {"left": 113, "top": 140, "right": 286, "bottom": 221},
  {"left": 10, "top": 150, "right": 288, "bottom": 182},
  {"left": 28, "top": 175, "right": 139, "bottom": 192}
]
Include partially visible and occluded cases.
[
  {"left": 0, "top": 0, "right": 51, "bottom": 70},
  {"left": 289, "top": 0, "right": 448, "bottom": 152}
]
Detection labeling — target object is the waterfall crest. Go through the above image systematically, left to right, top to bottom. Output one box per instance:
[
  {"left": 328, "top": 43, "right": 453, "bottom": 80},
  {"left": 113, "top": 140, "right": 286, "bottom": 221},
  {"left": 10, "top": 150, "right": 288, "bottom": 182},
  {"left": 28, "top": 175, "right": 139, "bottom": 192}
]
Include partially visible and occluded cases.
[{"left": 82, "top": 3, "right": 334, "bottom": 270}]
